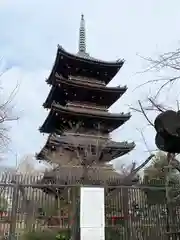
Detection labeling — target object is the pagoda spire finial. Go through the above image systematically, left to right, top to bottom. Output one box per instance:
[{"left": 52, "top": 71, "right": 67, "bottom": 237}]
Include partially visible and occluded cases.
[{"left": 78, "top": 14, "right": 86, "bottom": 54}]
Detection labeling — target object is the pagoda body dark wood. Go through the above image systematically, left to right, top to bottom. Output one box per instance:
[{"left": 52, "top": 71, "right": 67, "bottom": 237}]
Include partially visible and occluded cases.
[
  {"left": 36, "top": 14, "right": 135, "bottom": 189},
  {"left": 35, "top": 16, "right": 136, "bottom": 238}
]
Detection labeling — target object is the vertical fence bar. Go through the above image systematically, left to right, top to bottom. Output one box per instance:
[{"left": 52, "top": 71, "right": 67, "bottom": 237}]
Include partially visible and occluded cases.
[
  {"left": 9, "top": 183, "right": 19, "bottom": 240},
  {"left": 71, "top": 186, "right": 80, "bottom": 240},
  {"left": 122, "top": 187, "right": 130, "bottom": 240}
]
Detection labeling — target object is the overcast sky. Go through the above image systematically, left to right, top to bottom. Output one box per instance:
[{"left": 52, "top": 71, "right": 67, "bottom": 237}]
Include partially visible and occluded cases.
[{"left": 0, "top": 0, "right": 180, "bottom": 167}]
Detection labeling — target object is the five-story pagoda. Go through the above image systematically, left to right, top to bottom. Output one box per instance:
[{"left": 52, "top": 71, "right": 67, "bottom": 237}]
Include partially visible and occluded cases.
[{"left": 37, "top": 14, "right": 135, "bottom": 187}]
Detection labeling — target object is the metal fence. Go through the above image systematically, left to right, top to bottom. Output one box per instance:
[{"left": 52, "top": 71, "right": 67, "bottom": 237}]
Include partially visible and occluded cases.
[
  {"left": 0, "top": 178, "right": 180, "bottom": 240},
  {"left": 105, "top": 185, "right": 180, "bottom": 240}
]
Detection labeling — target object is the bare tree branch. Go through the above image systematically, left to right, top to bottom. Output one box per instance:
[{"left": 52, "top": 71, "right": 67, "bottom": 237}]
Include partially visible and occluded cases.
[
  {"left": 135, "top": 48, "right": 180, "bottom": 100},
  {"left": 0, "top": 87, "right": 19, "bottom": 152},
  {"left": 131, "top": 100, "right": 154, "bottom": 127}
]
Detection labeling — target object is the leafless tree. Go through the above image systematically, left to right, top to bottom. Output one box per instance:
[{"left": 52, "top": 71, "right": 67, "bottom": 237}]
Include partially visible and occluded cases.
[
  {"left": 131, "top": 46, "right": 180, "bottom": 129},
  {"left": 130, "top": 47, "right": 180, "bottom": 238},
  {"left": 137, "top": 48, "right": 180, "bottom": 96},
  {"left": 131, "top": 50, "right": 180, "bottom": 182},
  {"left": 0, "top": 74, "right": 19, "bottom": 156}
]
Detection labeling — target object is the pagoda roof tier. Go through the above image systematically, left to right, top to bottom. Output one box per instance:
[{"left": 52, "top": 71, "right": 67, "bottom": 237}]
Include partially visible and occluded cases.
[
  {"left": 47, "top": 45, "right": 124, "bottom": 85},
  {"left": 44, "top": 74, "right": 127, "bottom": 109},
  {"left": 39, "top": 103, "right": 131, "bottom": 134},
  {"left": 36, "top": 134, "right": 135, "bottom": 163},
  {"left": 37, "top": 165, "right": 125, "bottom": 188}
]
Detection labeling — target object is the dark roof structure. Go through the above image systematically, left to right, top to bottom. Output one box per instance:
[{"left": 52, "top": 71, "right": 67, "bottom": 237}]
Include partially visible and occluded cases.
[
  {"left": 36, "top": 14, "right": 135, "bottom": 189},
  {"left": 47, "top": 15, "right": 124, "bottom": 85},
  {"left": 47, "top": 44, "right": 124, "bottom": 85},
  {"left": 44, "top": 74, "right": 127, "bottom": 109},
  {"left": 40, "top": 103, "right": 131, "bottom": 134},
  {"left": 36, "top": 134, "right": 135, "bottom": 163}
]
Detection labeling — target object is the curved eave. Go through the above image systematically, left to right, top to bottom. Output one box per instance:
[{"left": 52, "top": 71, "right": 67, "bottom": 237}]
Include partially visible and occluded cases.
[
  {"left": 47, "top": 45, "right": 124, "bottom": 85},
  {"left": 57, "top": 45, "right": 124, "bottom": 66},
  {"left": 56, "top": 73, "right": 127, "bottom": 92},
  {"left": 43, "top": 78, "right": 127, "bottom": 109},
  {"left": 43, "top": 86, "right": 56, "bottom": 108},
  {"left": 53, "top": 103, "right": 131, "bottom": 119},
  {"left": 39, "top": 104, "right": 131, "bottom": 134},
  {"left": 36, "top": 134, "right": 53, "bottom": 160},
  {"left": 48, "top": 135, "right": 135, "bottom": 151},
  {"left": 36, "top": 137, "right": 135, "bottom": 161},
  {"left": 108, "top": 141, "right": 135, "bottom": 151},
  {"left": 109, "top": 142, "right": 135, "bottom": 160},
  {"left": 36, "top": 144, "right": 51, "bottom": 161},
  {"left": 36, "top": 145, "right": 135, "bottom": 162},
  {"left": 36, "top": 150, "right": 51, "bottom": 162},
  {"left": 36, "top": 151, "right": 45, "bottom": 160},
  {"left": 38, "top": 165, "right": 124, "bottom": 186}
]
